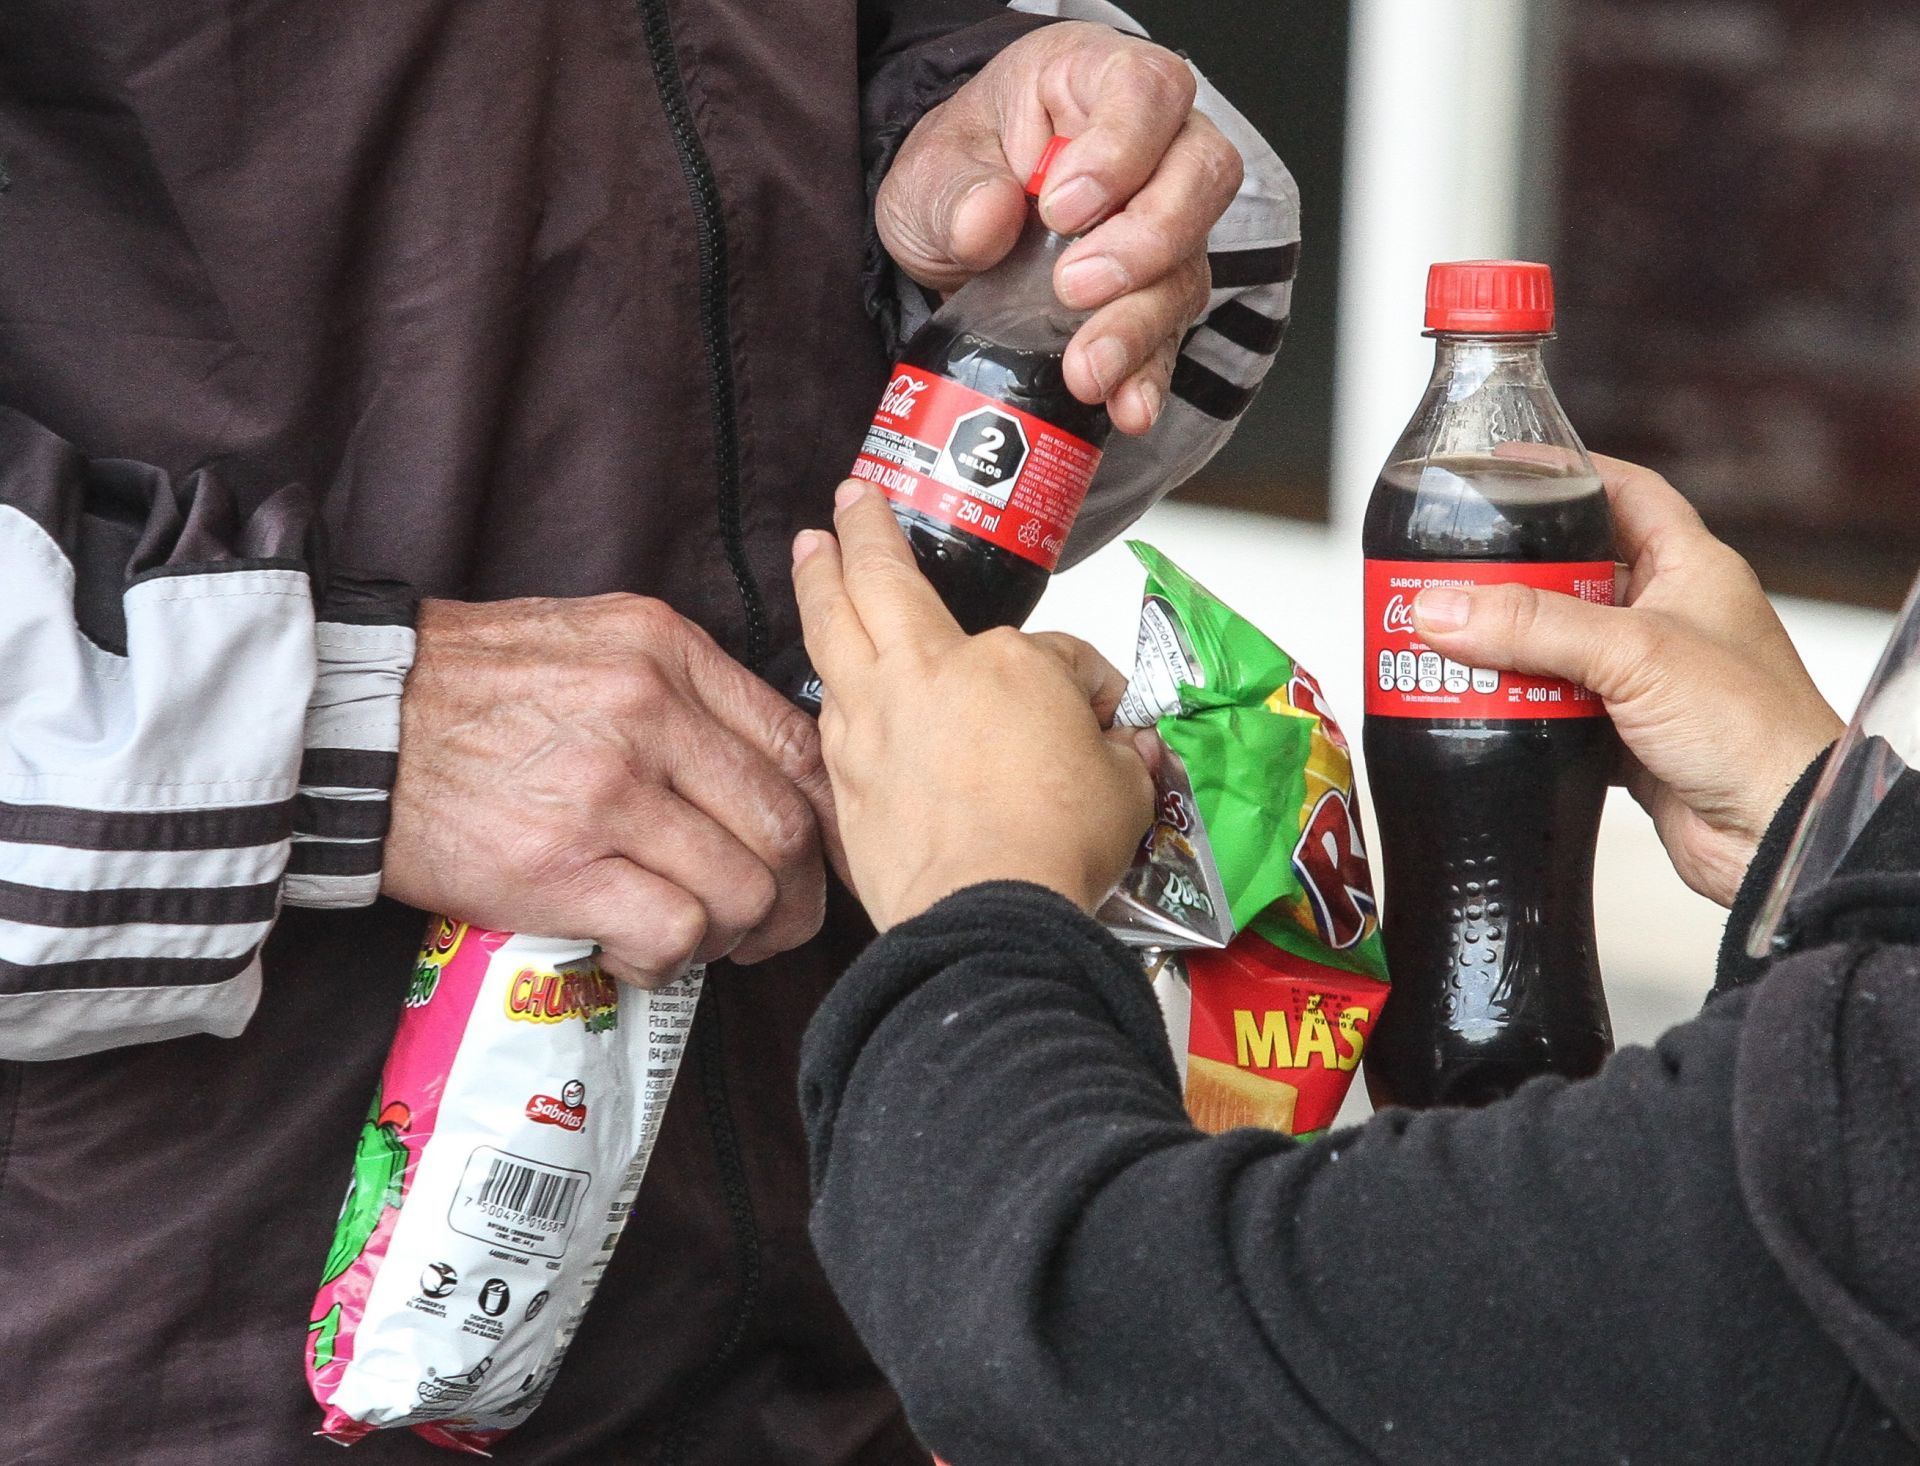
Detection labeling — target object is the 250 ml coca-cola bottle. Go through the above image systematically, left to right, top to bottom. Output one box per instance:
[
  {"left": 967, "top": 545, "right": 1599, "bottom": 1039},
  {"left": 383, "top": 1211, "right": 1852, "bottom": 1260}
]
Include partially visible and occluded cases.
[
  {"left": 780, "top": 136, "right": 1110, "bottom": 708},
  {"left": 1361, "top": 260, "right": 1616, "bottom": 1110}
]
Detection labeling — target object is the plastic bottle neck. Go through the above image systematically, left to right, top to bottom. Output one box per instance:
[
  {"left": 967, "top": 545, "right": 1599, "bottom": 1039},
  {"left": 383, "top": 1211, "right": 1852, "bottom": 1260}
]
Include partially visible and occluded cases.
[
  {"left": 936, "top": 207, "right": 1092, "bottom": 350},
  {"left": 1385, "top": 331, "right": 1586, "bottom": 468},
  {"left": 1425, "top": 334, "right": 1554, "bottom": 389}
]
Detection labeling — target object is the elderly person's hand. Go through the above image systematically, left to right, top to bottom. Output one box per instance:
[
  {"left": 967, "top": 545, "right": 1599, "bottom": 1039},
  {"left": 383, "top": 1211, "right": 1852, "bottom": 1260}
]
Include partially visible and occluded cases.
[
  {"left": 876, "top": 21, "right": 1242, "bottom": 437},
  {"left": 1411, "top": 453, "right": 1842, "bottom": 907},
  {"left": 790, "top": 481, "right": 1156, "bottom": 930},
  {"left": 384, "top": 596, "right": 841, "bottom": 986}
]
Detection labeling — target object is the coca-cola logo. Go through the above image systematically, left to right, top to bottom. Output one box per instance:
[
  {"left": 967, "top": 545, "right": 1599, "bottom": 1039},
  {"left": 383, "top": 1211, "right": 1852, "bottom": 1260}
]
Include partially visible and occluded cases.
[
  {"left": 878, "top": 373, "right": 929, "bottom": 421},
  {"left": 1382, "top": 594, "right": 1417, "bottom": 636},
  {"left": 526, "top": 1092, "right": 588, "bottom": 1132}
]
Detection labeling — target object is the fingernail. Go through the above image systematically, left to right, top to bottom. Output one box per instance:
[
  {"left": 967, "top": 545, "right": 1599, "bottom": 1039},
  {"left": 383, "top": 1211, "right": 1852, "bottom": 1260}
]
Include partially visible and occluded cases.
[
  {"left": 1041, "top": 175, "right": 1109, "bottom": 233},
  {"left": 1058, "top": 253, "right": 1127, "bottom": 307},
  {"left": 1085, "top": 336, "right": 1128, "bottom": 396},
  {"left": 1134, "top": 377, "right": 1164, "bottom": 428},
  {"left": 834, "top": 480, "right": 868, "bottom": 510},
  {"left": 792, "top": 530, "right": 823, "bottom": 566},
  {"left": 1414, "top": 587, "right": 1471, "bottom": 632},
  {"left": 1133, "top": 728, "right": 1163, "bottom": 764}
]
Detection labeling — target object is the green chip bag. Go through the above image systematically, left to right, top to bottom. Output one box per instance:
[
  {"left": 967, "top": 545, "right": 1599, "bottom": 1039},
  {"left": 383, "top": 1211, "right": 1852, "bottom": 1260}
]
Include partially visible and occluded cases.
[{"left": 1100, "top": 544, "right": 1390, "bottom": 1138}]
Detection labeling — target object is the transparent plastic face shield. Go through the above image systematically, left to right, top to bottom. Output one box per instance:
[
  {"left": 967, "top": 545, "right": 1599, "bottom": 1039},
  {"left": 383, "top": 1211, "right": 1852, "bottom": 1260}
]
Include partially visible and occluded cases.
[{"left": 1749, "top": 569, "right": 1920, "bottom": 958}]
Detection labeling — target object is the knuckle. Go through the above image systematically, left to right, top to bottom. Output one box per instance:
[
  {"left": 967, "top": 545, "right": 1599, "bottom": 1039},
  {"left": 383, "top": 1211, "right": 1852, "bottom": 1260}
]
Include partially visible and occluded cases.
[
  {"left": 1126, "top": 46, "right": 1196, "bottom": 112},
  {"left": 1198, "top": 130, "right": 1244, "bottom": 198},
  {"left": 1130, "top": 213, "right": 1182, "bottom": 271},
  {"left": 1709, "top": 539, "right": 1764, "bottom": 594},
  {"left": 1491, "top": 582, "right": 1541, "bottom": 643},
  {"left": 618, "top": 593, "right": 675, "bottom": 637},
  {"left": 628, "top": 596, "right": 711, "bottom": 663},
  {"left": 977, "top": 625, "right": 1030, "bottom": 660},
  {"left": 982, "top": 627, "right": 1052, "bottom": 678},
  {"left": 617, "top": 657, "right": 673, "bottom": 715},
  {"left": 762, "top": 703, "right": 824, "bottom": 785},
  {"left": 574, "top": 746, "right": 635, "bottom": 806},
  {"left": 762, "top": 792, "right": 820, "bottom": 871},
  {"left": 736, "top": 864, "right": 781, "bottom": 929},
  {"left": 651, "top": 897, "right": 708, "bottom": 968}
]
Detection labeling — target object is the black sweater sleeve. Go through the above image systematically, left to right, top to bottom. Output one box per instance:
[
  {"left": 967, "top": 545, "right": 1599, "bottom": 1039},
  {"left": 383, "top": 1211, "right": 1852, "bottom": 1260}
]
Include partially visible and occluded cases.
[
  {"left": 1714, "top": 747, "right": 1832, "bottom": 995},
  {"left": 802, "top": 882, "right": 1874, "bottom": 1465}
]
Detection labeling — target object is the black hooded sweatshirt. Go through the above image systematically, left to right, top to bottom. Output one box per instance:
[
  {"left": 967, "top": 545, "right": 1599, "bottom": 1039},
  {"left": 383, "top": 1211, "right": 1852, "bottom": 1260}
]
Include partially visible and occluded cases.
[{"left": 802, "top": 757, "right": 1920, "bottom": 1465}]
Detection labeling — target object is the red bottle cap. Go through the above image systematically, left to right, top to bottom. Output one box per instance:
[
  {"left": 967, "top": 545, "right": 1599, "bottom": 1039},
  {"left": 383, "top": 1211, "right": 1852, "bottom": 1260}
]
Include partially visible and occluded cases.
[
  {"left": 1025, "top": 135, "right": 1071, "bottom": 199},
  {"left": 1425, "top": 260, "right": 1555, "bottom": 334}
]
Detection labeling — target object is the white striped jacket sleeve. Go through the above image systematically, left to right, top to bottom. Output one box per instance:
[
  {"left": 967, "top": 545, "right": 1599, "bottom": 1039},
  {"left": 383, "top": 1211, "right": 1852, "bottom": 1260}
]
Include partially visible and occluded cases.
[
  {"left": 874, "top": 0, "right": 1300, "bottom": 565},
  {"left": 1021, "top": 0, "right": 1300, "bottom": 564},
  {"left": 0, "top": 408, "right": 415, "bottom": 1060}
]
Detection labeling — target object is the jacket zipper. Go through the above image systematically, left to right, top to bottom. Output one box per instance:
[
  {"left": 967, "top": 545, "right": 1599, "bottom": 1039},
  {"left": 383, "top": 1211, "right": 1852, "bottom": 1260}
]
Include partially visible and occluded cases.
[
  {"left": 637, "top": 0, "right": 769, "bottom": 670},
  {"left": 634, "top": 12, "right": 768, "bottom": 1465}
]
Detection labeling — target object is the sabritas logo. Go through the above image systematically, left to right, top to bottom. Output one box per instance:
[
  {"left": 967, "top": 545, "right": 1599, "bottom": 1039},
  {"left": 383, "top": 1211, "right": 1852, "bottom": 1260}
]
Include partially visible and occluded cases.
[
  {"left": 1382, "top": 594, "right": 1417, "bottom": 636},
  {"left": 505, "top": 965, "right": 619, "bottom": 1032},
  {"left": 526, "top": 1088, "right": 588, "bottom": 1131}
]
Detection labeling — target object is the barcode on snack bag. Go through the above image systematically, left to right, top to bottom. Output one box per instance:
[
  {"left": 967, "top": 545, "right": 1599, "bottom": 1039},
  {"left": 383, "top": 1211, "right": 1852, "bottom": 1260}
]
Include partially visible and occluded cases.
[
  {"left": 447, "top": 1146, "right": 591, "bottom": 1259},
  {"left": 481, "top": 1157, "right": 579, "bottom": 1222}
]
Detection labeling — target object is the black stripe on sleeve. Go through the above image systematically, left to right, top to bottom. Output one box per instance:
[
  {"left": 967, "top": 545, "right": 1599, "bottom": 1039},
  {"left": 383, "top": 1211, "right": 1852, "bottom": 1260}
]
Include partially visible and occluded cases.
[
  {"left": 1206, "top": 240, "right": 1300, "bottom": 289},
  {"left": 1198, "top": 299, "right": 1289, "bottom": 356},
  {"left": 1170, "top": 356, "right": 1260, "bottom": 422},
  {"left": 299, "top": 748, "right": 400, "bottom": 791},
  {"left": 293, "top": 793, "right": 392, "bottom": 842},
  {"left": 0, "top": 799, "right": 293, "bottom": 852},
  {"left": 286, "top": 838, "right": 384, "bottom": 878},
  {"left": 0, "top": 878, "right": 281, "bottom": 929},
  {"left": 0, "top": 948, "right": 257, "bottom": 996}
]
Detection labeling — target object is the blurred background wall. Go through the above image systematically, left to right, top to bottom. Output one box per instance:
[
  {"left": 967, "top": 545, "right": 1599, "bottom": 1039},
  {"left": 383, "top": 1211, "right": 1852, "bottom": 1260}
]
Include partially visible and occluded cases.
[
  {"left": 1031, "top": 0, "right": 1912, "bottom": 1088},
  {"left": 1123, "top": 0, "right": 1920, "bottom": 609},
  {"left": 1553, "top": 0, "right": 1920, "bottom": 609}
]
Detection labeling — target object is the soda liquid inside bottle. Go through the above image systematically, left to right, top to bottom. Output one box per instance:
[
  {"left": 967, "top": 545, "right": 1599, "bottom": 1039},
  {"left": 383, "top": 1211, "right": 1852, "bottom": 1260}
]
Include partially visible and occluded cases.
[
  {"left": 774, "top": 136, "right": 1111, "bottom": 707},
  {"left": 1361, "top": 260, "right": 1617, "bottom": 1110}
]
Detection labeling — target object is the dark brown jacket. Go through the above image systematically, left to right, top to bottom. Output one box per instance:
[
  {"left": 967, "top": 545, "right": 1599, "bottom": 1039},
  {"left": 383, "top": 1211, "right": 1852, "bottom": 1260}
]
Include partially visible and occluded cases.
[{"left": 0, "top": 3, "right": 1297, "bottom": 1461}]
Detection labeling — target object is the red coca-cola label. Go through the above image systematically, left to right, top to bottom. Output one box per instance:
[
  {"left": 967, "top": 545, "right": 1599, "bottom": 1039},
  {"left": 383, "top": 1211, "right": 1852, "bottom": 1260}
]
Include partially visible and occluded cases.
[
  {"left": 850, "top": 364, "right": 1101, "bottom": 572},
  {"left": 1364, "top": 559, "right": 1615, "bottom": 719}
]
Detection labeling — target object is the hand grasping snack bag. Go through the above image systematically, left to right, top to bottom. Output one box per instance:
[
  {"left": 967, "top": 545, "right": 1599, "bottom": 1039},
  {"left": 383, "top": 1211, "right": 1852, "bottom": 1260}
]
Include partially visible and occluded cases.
[
  {"left": 1101, "top": 545, "right": 1389, "bottom": 1139},
  {"left": 306, "top": 923, "right": 700, "bottom": 1451}
]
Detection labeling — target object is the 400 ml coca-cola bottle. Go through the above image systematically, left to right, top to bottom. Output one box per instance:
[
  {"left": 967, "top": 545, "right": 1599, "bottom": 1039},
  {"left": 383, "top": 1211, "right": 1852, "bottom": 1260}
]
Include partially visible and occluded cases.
[
  {"left": 782, "top": 136, "right": 1111, "bottom": 709},
  {"left": 1361, "top": 260, "right": 1617, "bottom": 1110}
]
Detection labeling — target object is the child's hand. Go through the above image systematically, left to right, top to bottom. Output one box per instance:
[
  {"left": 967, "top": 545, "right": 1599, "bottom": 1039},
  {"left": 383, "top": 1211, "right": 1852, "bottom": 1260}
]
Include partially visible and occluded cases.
[{"left": 791, "top": 482, "right": 1157, "bottom": 930}]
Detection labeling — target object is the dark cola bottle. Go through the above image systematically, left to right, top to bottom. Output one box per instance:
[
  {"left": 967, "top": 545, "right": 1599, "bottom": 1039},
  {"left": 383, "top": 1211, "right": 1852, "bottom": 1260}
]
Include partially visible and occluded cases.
[
  {"left": 780, "top": 136, "right": 1110, "bottom": 709},
  {"left": 1361, "top": 260, "right": 1617, "bottom": 1110}
]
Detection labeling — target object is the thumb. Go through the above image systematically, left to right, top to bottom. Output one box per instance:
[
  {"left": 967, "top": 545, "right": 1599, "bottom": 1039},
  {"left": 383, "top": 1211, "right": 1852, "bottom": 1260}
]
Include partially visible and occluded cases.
[
  {"left": 876, "top": 116, "right": 1031, "bottom": 294},
  {"left": 1412, "top": 582, "right": 1651, "bottom": 704},
  {"left": 1106, "top": 724, "right": 1165, "bottom": 778},
  {"left": 1103, "top": 726, "right": 1160, "bottom": 826}
]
